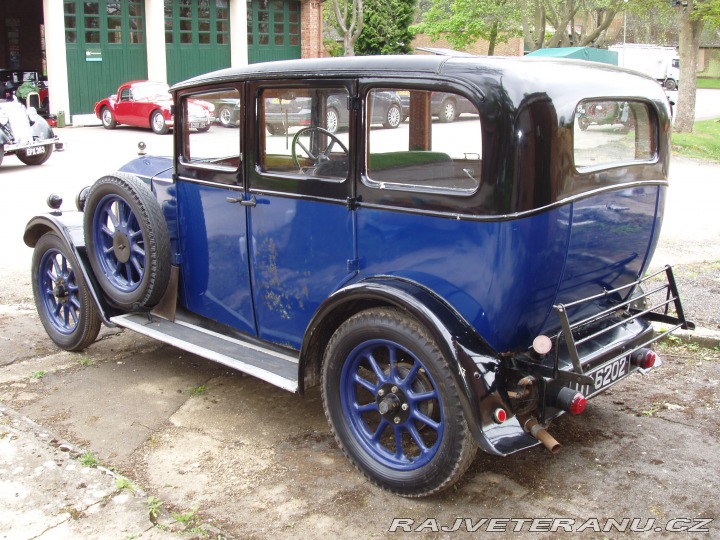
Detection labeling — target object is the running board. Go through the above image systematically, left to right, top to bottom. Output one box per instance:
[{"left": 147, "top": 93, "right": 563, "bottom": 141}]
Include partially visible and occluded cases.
[{"left": 110, "top": 313, "right": 299, "bottom": 392}]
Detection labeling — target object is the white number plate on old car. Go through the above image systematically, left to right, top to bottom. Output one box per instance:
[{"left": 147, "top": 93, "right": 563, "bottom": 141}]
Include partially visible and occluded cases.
[
  {"left": 190, "top": 122, "right": 206, "bottom": 129},
  {"left": 26, "top": 146, "right": 46, "bottom": 156},
  {"left": 571, "top": 356, "right": 629, "bottom": 397}
]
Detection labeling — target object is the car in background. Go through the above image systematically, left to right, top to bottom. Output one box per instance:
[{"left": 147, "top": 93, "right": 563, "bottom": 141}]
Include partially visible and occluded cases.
[
  {"left": 1, "top": 69, "right": 50, "bottom": 111},
  {"left": 94, "top": 80, "right": 214, "bottom": 135},
  {"left": 265, "top": 90, "right": 402, "bottom": 135},
  {"left": 398, "top": 90, "right": 478, "bottom": 123},
  {"left": 0, "top": 98, "right": 61, "bottom": 166},
  {"left": 213, "top": 98, "right": 241, "bottom": 128}
]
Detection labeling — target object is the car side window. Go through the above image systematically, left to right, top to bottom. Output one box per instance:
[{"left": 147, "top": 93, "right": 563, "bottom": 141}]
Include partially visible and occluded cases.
[
  {"left": 259, "top": 87, "right": 350, "bottom": 180},
  {"left": 120, "top": 88, "right": 131, "bottom": 101},
  {"left": 180, "top": 88, "right": 241, "bottom": 172},
  {"left": 364, "top": 88, "right": 481, "bottom": 195},
  {"left": 574, "top": 100, "right": 656, "bottom": 170}
]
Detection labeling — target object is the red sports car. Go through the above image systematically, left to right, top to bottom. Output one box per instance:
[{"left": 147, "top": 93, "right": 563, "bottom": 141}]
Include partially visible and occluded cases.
[{"left": 94, "top": 80, "right": 214, "bottom": 135}]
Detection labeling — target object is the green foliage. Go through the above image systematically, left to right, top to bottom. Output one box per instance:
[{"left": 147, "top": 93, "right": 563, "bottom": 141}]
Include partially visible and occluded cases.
[
  {"left": 356, "top": 0, "right": 418, "bottom": 55},
  {"left": 416, "top": 0, "right": 521, "bottom": 53},
  {"left": 697, "top": 78, "right": 720, "bottom": 89},
  {"left": 672, "top": 119, "right": 720, "bottom": 162},
  {"left": 30, "top": 370, "right": 46, "bottom": 379},
  {"left": 186, "top": 385, "right": 207, "bottom": 396},
  {"left": 78, "top": 451, "right": 99, "bottom": 468},
  {"left": 115, "top": 476, "right": 136, "bottom": 492},
  {"left": 147, "top": 496, "right": 163, "bottom": 521},
  {"left": 172, "top": 505, "right": 201, "bottom": 531}
]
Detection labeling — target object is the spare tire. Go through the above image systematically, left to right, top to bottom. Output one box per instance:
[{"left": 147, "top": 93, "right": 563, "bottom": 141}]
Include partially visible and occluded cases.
[{"left": 83, "top": 172, "right": 171, "bottom": 310}]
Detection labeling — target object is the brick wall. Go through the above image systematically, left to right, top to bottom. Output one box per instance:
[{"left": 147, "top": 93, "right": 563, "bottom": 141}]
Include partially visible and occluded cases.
[
  {"left": 300, "top": 0, "right": 323, "bottom": 58},
  {"left": 412, "top": 34, "right": 524, "bottom": 57}
]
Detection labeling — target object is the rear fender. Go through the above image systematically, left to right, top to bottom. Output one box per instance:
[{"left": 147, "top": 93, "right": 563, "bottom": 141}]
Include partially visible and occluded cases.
[
  {"left": 24, "top": 213, "right": 118, "bottom": 325},
  {"left": 299, "top": 275, "right": 514, "bottom": 455}
]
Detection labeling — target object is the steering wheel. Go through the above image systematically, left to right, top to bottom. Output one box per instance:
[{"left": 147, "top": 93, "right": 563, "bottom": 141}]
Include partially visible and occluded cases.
[{"left": 291, "top": 127, "right": 349, "bottom": 172}]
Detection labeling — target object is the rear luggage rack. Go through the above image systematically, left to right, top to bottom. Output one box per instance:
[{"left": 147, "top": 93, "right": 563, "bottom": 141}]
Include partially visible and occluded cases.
[{"left": 554, "top": 265, "right": 694, "bottom": 378}]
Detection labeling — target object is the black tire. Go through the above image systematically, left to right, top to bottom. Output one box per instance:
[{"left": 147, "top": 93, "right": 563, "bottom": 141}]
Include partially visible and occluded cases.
[
  {"left": 664, "top": 79, "right": 677, "bottom": 91},
  {"left": 437, "top": 99, "right": 456, "bottom": 123},
  {"left": 383, "top": 104, "right": 402, "bottom": 129},
  {"left": 217, "top": 105, "right": 234, "bottom": 128},
  {"left": 101, "top": 107, "right": 117, "bottom": 129},
  {"left": 150, "top": 110, "right": 169, "bottom": 135},
  {"left": 578, "top": 117, "right": 590, "bottom": 131},
  {"left": 196, "top": 125, "right": 210, "bottom": 133},
  {"left": 17, "top": 144, "right": 53, "bottom": 166},
  {"left": 83, "top": 172, "right": 171, "bottom": 310},
  {"left": 32, "top": 233, "right": 101, "bottom": 351},
  {"left": 321, "top": 307, "right": 477, "bottom": 497}
]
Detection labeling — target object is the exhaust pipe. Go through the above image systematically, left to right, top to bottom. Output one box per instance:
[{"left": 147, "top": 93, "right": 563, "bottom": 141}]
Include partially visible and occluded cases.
[{"left": 522, "top": 417, "right": 561, "bottom": 454}]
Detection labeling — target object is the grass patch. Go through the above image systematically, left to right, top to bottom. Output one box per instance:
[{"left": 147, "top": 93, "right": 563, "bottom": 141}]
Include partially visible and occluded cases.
[
  {"left": 697, "top": 77, "right": 720, "bottom": 90},
  {"left": 672, "top": 119, "right": 720, "bottom": 162},
  {"left": 76, "top": 357, "right": 94, "bottom": 366},
  {"left": 30, "top": 370, "right": 46, "bottom": 380},
  {"left": 186, "top": 385, "right": 208, "bottom": 397},
  {"left": 78, "top": 451, "right": 99, "bottom": 468},
  {"left": 116, "top": 476, "right": 136, "bottom": 492}
]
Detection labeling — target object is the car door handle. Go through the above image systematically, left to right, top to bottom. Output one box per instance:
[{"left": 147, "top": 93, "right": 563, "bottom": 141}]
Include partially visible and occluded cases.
[{"left": 226, "top": 195, "right": 257, "bottom": 207}]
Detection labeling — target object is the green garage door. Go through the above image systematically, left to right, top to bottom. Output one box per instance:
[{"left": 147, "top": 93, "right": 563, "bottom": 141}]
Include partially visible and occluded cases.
[
  {"left": 64, "top": 0, "right": 148, "bottom": 116},
  {"left": 165, "top": 0, "right": 231, "bottom": 85},
  {"left": 247, "top": 0, "right": 301, "bottom": 64}
]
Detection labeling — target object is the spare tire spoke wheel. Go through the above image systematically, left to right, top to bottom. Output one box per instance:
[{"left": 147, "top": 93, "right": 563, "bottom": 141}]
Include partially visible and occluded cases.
[{"left": 84, "top": 173, "right": 171, "bottom": 310}]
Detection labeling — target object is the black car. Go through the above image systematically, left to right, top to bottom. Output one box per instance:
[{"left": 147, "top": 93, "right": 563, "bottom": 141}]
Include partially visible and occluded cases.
[
  {"left": 265, "top": 90, "right": 402, "bottom": 135},
  {"left": 398, "top": 90, "right": 478, "bottom": 123}
]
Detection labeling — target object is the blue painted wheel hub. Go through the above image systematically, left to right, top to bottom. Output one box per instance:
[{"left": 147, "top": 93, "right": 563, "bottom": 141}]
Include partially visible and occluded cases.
[
  {"left": 92, "top": 194, "right": 146, "bottom": 292},
  {"left": 38, "top": 248, "right": 80, "bottom": 335},
  {"left": 339, "top": 339, "right": 444, "bottom": 470}
]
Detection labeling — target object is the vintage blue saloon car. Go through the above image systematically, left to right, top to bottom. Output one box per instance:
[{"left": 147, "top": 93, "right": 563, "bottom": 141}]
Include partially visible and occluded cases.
[{"left": 24, "top": 55, "right": 691, "bottom": 496}]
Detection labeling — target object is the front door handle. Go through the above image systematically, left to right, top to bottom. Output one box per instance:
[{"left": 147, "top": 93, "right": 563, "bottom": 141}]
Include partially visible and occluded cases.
[{"left": 226, "top": 195, "right": 257, "bottom": 207}]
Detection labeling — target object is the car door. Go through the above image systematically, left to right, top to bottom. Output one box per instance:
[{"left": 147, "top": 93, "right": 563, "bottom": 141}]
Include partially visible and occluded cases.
[
  {"left": 247, "top": 80, "right": 357, "bottom": 349},
  {"left": 174, "top": 85, "right": 257, "bottom": 335},
  {"left": 114, "top": 86, "right": 134, "bottom": 125}
]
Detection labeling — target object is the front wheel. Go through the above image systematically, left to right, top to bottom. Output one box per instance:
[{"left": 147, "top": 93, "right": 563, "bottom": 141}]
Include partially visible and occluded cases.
[
  {"left": 664, "top": 79, "right": 677, "bottom": 91},
  {"left": 437, "top": 99, "right": 456, "bottom": 123},
  {"left": 101, "top": 107, "right": 117, "bottom": 129},
  {"left": 150, "top": 110, "right": 169, "bottom": 135},
  {"left": 32, "top": 233, "right": 101, "bottom": 351},
  {"left": 322, "top": 308, "right": 477, "bottom": 497}
]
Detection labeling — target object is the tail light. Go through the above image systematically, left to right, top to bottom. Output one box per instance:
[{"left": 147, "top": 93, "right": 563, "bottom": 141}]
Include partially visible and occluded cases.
[
  {"left": 631, "top": 348, "right": 657, "bottom": 369},
  {"left": 547, "top": 386, "right": 587, "bottom": 415}
]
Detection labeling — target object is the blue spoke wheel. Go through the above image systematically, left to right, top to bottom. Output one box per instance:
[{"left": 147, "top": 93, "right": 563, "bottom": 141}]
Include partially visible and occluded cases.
[
  {"left": 84, "top": 173, "right": 171, "bottom": 310},
  {"left": 31, "top": 233, "right": 101, "bottom": 351},
  {"left": 322, "top": 308, "right": 477, "bottom": 496}
]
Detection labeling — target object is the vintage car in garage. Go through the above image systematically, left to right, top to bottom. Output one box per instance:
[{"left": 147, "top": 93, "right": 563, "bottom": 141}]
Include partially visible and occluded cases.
[
  {"left": 25, "top": 56, "right": 691, "bottom": 496},
  {"left": 94, "top": 80, "right": 214, "bottom": 135},
  {"left": 0, "top": 98, "right": 61, "bottom": 166}
]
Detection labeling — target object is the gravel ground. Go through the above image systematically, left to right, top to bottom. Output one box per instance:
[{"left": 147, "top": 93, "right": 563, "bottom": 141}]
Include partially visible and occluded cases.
[{"left": 672, "top": 261, "right": 720, "bottom": 332}]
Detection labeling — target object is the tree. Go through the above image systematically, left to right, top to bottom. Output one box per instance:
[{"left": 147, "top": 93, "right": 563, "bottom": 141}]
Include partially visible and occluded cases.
[
  {"left": 329, "top": 0, "right": 365, "bottom": 56},
  {"left": 356, "top": 0, "right": 418, "bottom": 55},
  {"left": 417, "top": 0, "right": 522, "bottom": 54},
  {"left": 520, "top": 0, "right": 628, "bottom": 51}
]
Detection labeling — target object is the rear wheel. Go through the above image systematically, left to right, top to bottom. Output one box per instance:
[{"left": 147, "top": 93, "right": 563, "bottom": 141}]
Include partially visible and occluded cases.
[
  {"left": 664, "top": 79, "right": 677, "bottom": 91},
  {"left": 383, "top": 104, "right": 401, "bottom": 129},
  {"left": 218, "top": 105, "right": 234, "bottom": 127},
  {"left": 326, "top": 107, "right": 340, "bottom": 134},
  {"left": 267, "top": 123, "right": 286, "bottom": 136},
  {"left": 17, "top": 144, "right": 53, "bottom": 166},
  {"left": 32, "top": 233, "right": 101, "bottom": 351},
  {"left": 322, "top": 308, "right": 477, "bottom": 497}
]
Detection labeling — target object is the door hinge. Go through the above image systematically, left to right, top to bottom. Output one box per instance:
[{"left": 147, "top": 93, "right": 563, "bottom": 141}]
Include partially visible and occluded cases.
[
  {"left": 347, "top": 96, "right": 361, "bottom": 111},
  {"left": 346, "top": 196, "right": 361, "bottom": 210},
  {"left": 347, "top": 258, "right": 361, "bottom": 273}
]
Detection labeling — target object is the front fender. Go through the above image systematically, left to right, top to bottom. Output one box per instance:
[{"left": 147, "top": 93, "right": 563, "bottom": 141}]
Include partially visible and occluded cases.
[
  {"left": 24, "top": 212, "right": 116, "bottom": 326},
  {"left": 299, "top": 275, "right": 515, "bottom": 456}
]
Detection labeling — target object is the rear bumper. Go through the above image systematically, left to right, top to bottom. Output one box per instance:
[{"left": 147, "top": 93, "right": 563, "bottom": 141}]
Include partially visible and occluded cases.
[
  {"left": 3, "top": 136, "right": 59, "bottom": 154},
  {"left": 476, "top": 265, "right": 693, "bottom": 454}
]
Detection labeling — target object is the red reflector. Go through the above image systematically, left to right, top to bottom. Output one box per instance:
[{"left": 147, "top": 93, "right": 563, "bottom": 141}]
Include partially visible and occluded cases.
[
  {"left": 642, "top": 350, "right": 657, "bottom": 369},
  {"left": 569, "top": 393, "right": 587, "bottom": 415},
  {"left": 493, "top": 408, "right": 507, "bottom": 424}
]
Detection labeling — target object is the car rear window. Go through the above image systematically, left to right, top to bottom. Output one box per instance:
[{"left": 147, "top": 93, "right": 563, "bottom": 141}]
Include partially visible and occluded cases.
[
  {"left": 363, "top": 88, "right": 482, "bottom": 195},
  {"left": 574, "top": 100, "right": 656, "bottom": 170}
]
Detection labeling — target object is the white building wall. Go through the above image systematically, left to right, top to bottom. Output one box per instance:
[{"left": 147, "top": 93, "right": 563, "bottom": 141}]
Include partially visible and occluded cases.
[
  {"left": 42, "top": 0, "right": 70, "bottom": 120},
  {"left": 145, "top": 0, "right": 167, "bottom": 82},
  {"left": 230, "top": 0, "right": 249, "bottom": 66}
]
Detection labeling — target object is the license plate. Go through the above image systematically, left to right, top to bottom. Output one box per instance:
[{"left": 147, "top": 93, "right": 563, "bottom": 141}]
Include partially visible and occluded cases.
[
  {"left": 190, "top": 122, "right": 205, "bottom": 129},
  {"left": 26, "top": 146, "right": 46, "bottom": 156},
  {"left": 571, "top": 356, "right": 629, "bottom": 397}
]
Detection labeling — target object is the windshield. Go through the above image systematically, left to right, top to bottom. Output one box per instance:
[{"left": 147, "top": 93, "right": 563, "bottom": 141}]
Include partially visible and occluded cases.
[{"left": 133, "top": 83, "right": 170, "bottom": 101}]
